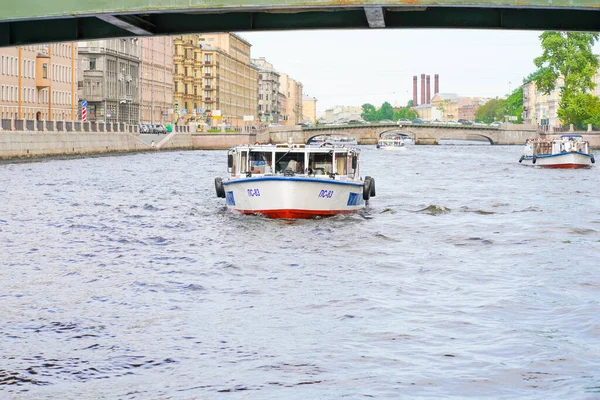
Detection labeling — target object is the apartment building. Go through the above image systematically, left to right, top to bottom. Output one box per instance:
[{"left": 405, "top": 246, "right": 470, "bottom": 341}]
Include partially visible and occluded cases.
[
  {"left": 174, "top": 33, "right": 258, "bottom": 127},
  {"left": 140, "top": 37, "right": 174, "bottom": 124},
  {"left": 78, "top": 39, "right": 140, "bottom": 124},
  {"left": 0, "top": 43, "right": 77, "bottom": 121},
  {"left": 253, "top": 57, "right": 281, "bottom": 123},
  {"left": 279, "top": 73, "right": 303, "bottom": 126},
  {"left": 521, "top": 78, "right": 563, "bottom": 128},
  {"left": 302, "top": 95, "right": 317, "bottom": 123}
]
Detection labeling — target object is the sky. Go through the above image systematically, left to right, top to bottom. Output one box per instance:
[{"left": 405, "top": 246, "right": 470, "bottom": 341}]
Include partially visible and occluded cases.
[{"left": 238, "top": 29, "right": 548, "bottom": 113}]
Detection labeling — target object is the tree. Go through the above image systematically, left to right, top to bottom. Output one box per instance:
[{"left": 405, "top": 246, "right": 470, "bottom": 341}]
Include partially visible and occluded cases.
[
  {"left": 533, "top": 31, "right": 599, "bottom": 127},
  {"left": 505, "top": 87, "right": 523, "bottom": 123},
  {"left": 475, "top": 98, "right": 507, "bottom": 123},
  {"left": 406, "top": 99, "right": 414, "bottom": 108},
  {"left": 436, "top": 99, "right": 451, "bottom": 120},
  {"left": 379, "top": 102, "right": 394, "bottom": 120},
  {"left": 361, "top": 103, "right": 377, "bottom": 121},
  {"left": 393, "top": 107, "right": 417, "bottom": 121}
]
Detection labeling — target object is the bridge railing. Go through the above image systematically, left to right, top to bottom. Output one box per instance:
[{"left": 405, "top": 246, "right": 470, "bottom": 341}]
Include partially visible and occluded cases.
[{"left": 0, "top": 119, "right": 194, "bottom": 134}]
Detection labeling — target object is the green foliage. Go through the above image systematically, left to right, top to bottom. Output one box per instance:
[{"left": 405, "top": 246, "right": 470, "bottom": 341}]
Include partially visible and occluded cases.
[
  {"left": 533, "top": 31, "right": 599, "bottom": 126},
  {"left": 505, "top": 87, "right": 524, "bottom": 123},
  {"left": 559, "top": 92, "right": 600, "bottom": 130},
  {"left": 475, "top": 98, "right": 507, "bottom": 123},
  {"left": 406, "top": 99, "right": 414, "bottom": 108},
  {"left": 362, "top": 101, "right": 416, "bottom": 121},
  {"left": 380, "top": 102, "right": 394, "bottom": 120},
  {"left": 361, "top": 103, "right": 377, "bottom": 121},
  {"left": 393, "top": 107, "right": 417, "bottom": 121}
]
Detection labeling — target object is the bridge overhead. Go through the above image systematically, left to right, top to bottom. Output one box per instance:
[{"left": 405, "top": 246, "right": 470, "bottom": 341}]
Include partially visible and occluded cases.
[{"left": 1, "top": 1, "right": 600, "bottom": 47}]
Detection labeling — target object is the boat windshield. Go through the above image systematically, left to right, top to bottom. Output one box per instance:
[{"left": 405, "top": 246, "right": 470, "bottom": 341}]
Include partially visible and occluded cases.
[
  {"left": 249, "top": 151, "right": 273, "bottom": 174},
  {"left": 275, "top": 151, "right": 305, "bottom": 173},
  {"left": 308, "top": 152, "right": 333, "bottom": 175}
]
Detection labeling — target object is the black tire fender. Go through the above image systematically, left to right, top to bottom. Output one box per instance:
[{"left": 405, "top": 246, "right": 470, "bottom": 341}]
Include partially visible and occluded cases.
[
  {"left": 519, "top": 155, "right": 524, "bottom": 163},
  {"left": 532, "top": 155, "right": 537, "bottom": 164},
  {"left": 592, "top": 155, "right": 596, "bottom": 164},
  {"left": 366, "top": 176, "right": 376, "bottom": 197},
  {"left": 215, "top": 177, "right": 225, "bottom": 198},
  {"left": 363, "top": 178, "right": 372, "bottom": 201}
]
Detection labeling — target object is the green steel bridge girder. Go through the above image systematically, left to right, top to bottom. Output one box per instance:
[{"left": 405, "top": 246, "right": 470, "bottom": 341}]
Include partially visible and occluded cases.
[{"left": 2, "top": 1, "right": 600, "bottom": 47}]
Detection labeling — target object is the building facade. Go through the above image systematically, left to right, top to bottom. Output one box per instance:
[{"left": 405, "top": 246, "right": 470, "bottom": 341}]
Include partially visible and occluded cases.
[
  {"left": 174, "top": 33, "right": 259, "bottom": 127},
  {"left": 140, "top": 37, "right": 174, "bottom": 124},
  {"left": 78, "top": 39, "right": 140, "bottom": 124},
  {"left": 0, "top": 43, "right": 78, "bottom": 121},
  {"left": 253, "top": 57, "right": 281, "bottom": 124},
  {"left": 279, "top": 73, "right": 303, "bottom": 126},
  {"left": 521, "top": 78, "right": 563, "bottom": 129},
  {"left": 302, "top": 95, "right": 317, "bottom": 123},
  {"left": 322, "top": 106, "right": 362, "bottom": 123}
]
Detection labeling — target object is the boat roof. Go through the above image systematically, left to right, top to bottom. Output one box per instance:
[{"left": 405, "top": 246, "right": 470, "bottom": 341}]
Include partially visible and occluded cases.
[
  {"left": 306, "top": 134, "right": 357, "bottom": 146},
  {"left": 560, "top": 134, "right": 583, "bottom": 138},
  {"left": 231, "top": 142, "right": 360, "bottom": 153}
]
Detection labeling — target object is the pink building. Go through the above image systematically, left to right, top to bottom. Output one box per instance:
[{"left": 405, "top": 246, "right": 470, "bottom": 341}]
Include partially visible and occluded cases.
[{"left": 140, "top": 37, "right": 174, "bottom": 124}]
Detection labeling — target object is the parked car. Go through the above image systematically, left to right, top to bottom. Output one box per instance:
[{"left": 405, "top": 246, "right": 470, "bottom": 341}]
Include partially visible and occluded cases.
[
  {"left": 397, "top": 118, "right": 412, "bottom": 125},
  {"left": 412, "top": 118, "right": 424, "bottom": 124},
  {"left": 379, "top": 119, "right": 394, "bottom": 124},
  {"left": 458, "top": 119, "right": 472, "bottom": 125},
  {"left": 473, "top": 120, "right": 487, "bottom": 126},
  {"left": 489, "top": 121, "right": 502, "bottom": 127},
  {"left": 139, "top": 124, "right": 150, "bottom": 133}
]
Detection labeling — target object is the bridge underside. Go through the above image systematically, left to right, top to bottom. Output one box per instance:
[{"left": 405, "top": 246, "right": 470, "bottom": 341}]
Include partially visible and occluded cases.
[{"left": 2, "top": 2, "right": 600, "bottom": 47}]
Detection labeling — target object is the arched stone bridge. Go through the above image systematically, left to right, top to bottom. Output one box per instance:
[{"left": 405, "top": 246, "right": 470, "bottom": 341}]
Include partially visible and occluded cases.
[{"left": 267, "top": 123, "right": 539, "bottom": 145}]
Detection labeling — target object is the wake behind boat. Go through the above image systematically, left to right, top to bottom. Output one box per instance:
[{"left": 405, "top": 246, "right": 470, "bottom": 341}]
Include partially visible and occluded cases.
[
  {"left": 519, "top": 135, "right": 595, "bottom": 168},
  {"left": 214, "top": 137, "right": 375, "bottom": 219}
]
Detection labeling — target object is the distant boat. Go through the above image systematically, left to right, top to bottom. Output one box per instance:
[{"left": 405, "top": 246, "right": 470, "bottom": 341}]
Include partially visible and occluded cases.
[
  {"left": 306, "top": 134, "right": 357, "bottom": 147},
  {"left": 377, "top": 135, "right": 409, "bottom": 150},
  {"left": 519, "top": 135, "right": 595, "bottom": 168},
  {"left": 214, "top": 137, "right": 375, "bottom": 219}
]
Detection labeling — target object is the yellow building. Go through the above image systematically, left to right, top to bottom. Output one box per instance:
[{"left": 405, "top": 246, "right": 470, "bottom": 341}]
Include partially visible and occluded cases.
[
  {"left": 173, "top": 33, "right": 258, "bottom": 127},
  {"left": 1, "top": 43, "right": 78, "bottom": 121},
  {"left": 302, "top": 95, "right": 317, "bottom": 123}
]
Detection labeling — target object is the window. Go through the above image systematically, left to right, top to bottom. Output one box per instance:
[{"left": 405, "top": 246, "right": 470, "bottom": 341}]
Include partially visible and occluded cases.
[{"left": 42, "top": 63, "right": 48, "bottom": 78}]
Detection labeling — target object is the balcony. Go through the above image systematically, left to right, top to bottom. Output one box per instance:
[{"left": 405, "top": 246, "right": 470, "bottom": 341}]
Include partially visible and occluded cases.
[
  {"left": 204, "top": 73, "right": 212, "bottom": 77},
  {"left": 205, "top": 85, "right": 212, "bottom": 89},
  {"left": 204, "top": 97, "right": 211, "bottom": 101}
]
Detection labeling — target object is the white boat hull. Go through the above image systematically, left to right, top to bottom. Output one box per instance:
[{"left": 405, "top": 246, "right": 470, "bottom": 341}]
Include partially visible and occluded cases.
[
  {"left": 520, "top": 152, "right": 594, "bottom": 168},
  {"left": 222, "top": 177, "right": 365, "bottom": 218}
]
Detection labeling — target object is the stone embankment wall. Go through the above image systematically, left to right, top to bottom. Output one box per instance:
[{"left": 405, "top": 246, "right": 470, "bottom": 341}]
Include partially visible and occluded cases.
[
  {"left": 0, "top": 130, "right": 263, "bottom": 160},
  {"left": 0, "top": 132, "right": 148, "bottom": 160}
]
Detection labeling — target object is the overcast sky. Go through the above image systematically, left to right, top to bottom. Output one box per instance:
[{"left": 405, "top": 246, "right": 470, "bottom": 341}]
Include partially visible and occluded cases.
[{"left": 238, "top": 29, "right": 560, "bottom": 112}]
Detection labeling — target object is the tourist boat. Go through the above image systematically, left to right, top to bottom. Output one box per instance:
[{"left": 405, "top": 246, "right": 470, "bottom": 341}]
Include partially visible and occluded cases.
[
  {"left": 306, "top": 134, "right": 358, "bottom": 147},
  {"left": 519, "top": 134, "right": 595, "bottom": 168},
  {"left": 377, "top": 135, "right": 409, "bottom": 150},
  {"left": 214, "top": 138, "right": 375, "bottom": 218}
]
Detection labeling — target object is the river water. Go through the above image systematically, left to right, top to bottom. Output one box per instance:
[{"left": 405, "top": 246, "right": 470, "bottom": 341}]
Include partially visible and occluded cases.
[{"left": 1, "top": 143, "right": 599, "bottom": 399}]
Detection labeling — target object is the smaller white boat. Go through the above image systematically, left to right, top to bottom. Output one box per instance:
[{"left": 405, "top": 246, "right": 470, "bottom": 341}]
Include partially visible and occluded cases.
[
  {"left": 377, "top": 135, "right": 409, "bottom": 150},
  {"left": 519, "top": 135, "right": 595, "bottom": 168}
]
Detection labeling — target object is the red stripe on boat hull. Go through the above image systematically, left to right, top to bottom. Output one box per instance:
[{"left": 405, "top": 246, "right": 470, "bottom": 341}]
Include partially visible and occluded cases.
[
  {"left": 539, "top": 164, "right": 591, "bottom": 169},
  {"left": 239, "top": 208, "right": 359, "bottom": 219}
]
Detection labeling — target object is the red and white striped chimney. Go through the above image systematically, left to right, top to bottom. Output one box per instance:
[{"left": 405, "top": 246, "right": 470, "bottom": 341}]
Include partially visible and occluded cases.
[
  {"left": 434, "top": 74, "right": 439, "bottom": 95},
  {"left": 426, "top": 75, "right": 431, "bottom": 104}
]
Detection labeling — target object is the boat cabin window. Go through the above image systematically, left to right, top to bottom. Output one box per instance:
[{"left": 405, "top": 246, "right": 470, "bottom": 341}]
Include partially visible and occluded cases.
[
  {"left": 228, "top": 151, "right": 236, "bottom": 174},
  {"left": 239, "top": 151, "right": 248, "bottom": 174},
  {"left": 249, "top": 151, "right": 273, "bottom": 174},
  {"left": 275, "top": 151, "right": 305, "bottom": 173},
  {"left": 308, "top": 152, "right": 333, "bottom": 175}
]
